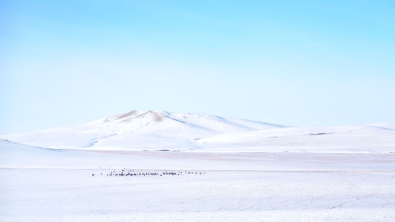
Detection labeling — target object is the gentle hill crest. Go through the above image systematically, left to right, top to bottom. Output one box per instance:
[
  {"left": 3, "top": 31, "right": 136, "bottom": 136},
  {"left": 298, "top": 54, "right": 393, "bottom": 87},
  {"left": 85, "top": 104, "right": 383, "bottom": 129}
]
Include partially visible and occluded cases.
[
  {"left": 1, "top": 110, "right": 283, "bottom": 150},
  {"left": 2, "top": 110, "right": 394, "bottom": 153}
]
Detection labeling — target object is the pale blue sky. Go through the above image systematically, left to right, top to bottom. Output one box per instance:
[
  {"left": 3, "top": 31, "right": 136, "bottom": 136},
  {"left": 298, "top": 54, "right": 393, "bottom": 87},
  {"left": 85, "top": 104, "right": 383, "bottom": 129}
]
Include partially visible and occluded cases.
[{"left": 1, "top": 0, "right": 395, "bottom": 134}]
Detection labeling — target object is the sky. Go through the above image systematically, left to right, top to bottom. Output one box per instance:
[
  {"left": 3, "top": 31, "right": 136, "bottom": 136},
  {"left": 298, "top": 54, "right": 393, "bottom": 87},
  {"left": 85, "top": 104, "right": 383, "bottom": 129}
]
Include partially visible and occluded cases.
[{"left": 1, "top": 0, "right": 395, "bottom": 134}]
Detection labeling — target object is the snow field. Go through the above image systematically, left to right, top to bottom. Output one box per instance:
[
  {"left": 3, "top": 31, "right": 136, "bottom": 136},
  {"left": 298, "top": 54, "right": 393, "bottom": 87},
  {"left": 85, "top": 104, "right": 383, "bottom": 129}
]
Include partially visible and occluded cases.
[
  {"left": 1, "top": 110, "right": 394, "bottom": 221},
  {"left": 1, "top": 169, "right": 394, "bottom": 222}
]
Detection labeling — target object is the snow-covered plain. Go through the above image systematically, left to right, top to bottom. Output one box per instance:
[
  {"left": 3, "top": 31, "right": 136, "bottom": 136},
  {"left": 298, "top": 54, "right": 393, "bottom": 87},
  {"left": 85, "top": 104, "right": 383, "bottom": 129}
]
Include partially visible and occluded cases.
[
  {"left": 1, "top": 110, "right": 395, "bottom": 221},
  {"left": 1, "top": 140, "right": 394, "bottom": 221}
]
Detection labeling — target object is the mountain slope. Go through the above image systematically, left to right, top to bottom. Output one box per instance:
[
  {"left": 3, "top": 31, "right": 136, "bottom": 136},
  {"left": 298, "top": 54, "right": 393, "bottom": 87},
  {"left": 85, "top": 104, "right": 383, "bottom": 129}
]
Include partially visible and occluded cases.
[
  {"left": 1, "top": 110, "right": 283, "bottom": 150},
  {"left": 2, "top": 110, "right": 393, "bottom": 153},
  {"left": 193, "top": 125, "right": 395, "bottom": 153}
]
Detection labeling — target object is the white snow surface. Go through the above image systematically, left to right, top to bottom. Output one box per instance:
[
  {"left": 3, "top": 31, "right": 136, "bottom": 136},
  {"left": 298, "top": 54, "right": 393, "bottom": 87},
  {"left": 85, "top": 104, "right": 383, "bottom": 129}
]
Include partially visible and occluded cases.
[
  {"left": 1, "top": 110, "right": 394, "bottom": 153},
  {"left": 1, "top": 110, "right": 282, "bottom": 150},
  {"left": 1, "top": 111, "right": 395, "bottom": 221},
  {"left": 195, "top": 125, "right": 395, "bottom": 153},
  {"left": 1, "top": 140, "right": 394, "bottom": 221}
]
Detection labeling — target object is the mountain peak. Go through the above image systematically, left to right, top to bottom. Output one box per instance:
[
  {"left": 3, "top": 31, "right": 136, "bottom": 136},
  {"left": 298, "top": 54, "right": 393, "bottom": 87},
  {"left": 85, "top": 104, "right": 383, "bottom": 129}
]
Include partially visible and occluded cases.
[
  {"left": 104, "top": 109, "right": 145, "bottom": 123},
  {"left": 116, "top": 110, "right": 145, "bottom": 120},
  {"left": 135, "top": 110, "right": 168, "bottom": 122}
]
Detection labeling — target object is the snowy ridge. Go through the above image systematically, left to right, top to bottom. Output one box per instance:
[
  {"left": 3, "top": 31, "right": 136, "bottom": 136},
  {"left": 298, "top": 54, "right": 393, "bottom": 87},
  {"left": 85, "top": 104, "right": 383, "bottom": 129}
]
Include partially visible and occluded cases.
[
  {"left": 0, "top": 110, "right": 282, "bottom": 151},
  {"left": 1, "top": 110, "right": 394, "bottom": 153},
  {"left": 193, "top": 125, "right": 395, "bottom": 153}
]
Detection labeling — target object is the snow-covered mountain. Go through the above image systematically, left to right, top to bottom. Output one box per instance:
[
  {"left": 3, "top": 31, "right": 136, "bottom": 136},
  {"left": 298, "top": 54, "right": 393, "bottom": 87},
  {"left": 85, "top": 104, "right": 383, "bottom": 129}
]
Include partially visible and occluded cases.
[
  {"left": 0, "top": 110, "right": 283, "bottom": 151},
  {"left": 1, "top": 110, "right": 394, "bottom": 153}
]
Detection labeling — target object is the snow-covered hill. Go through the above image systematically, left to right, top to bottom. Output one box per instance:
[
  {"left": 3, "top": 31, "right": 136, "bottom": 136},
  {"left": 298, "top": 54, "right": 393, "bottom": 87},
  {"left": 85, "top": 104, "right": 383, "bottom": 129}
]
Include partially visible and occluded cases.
[
  {"left": 0, "top": 110, "right": 283, "bottom": 151},
  {"left": 1, "top": 110, "right": 394, "bottom": 153},
  {"left": 193, "top": 125, "right": 395, "bottom": 153}
]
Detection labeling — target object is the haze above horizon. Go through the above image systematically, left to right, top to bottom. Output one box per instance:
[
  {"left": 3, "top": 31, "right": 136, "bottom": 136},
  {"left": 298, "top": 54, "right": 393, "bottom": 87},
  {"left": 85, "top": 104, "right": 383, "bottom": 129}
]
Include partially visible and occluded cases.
[{"left": 1, "top": 0, "right": 394, "bottom": 134}]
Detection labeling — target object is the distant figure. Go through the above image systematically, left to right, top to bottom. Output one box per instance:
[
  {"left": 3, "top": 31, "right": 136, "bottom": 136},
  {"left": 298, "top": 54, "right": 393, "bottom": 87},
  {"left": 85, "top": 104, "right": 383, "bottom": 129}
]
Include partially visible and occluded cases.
[{"left": 92, "top": 174, "right": 95, "bottom": 176}]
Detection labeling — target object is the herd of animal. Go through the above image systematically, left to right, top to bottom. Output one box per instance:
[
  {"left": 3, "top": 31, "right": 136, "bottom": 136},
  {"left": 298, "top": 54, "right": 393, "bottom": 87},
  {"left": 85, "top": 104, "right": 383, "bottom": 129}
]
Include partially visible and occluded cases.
[{"left": 92, "top": 169, "right": 206, "bottom": 177}]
